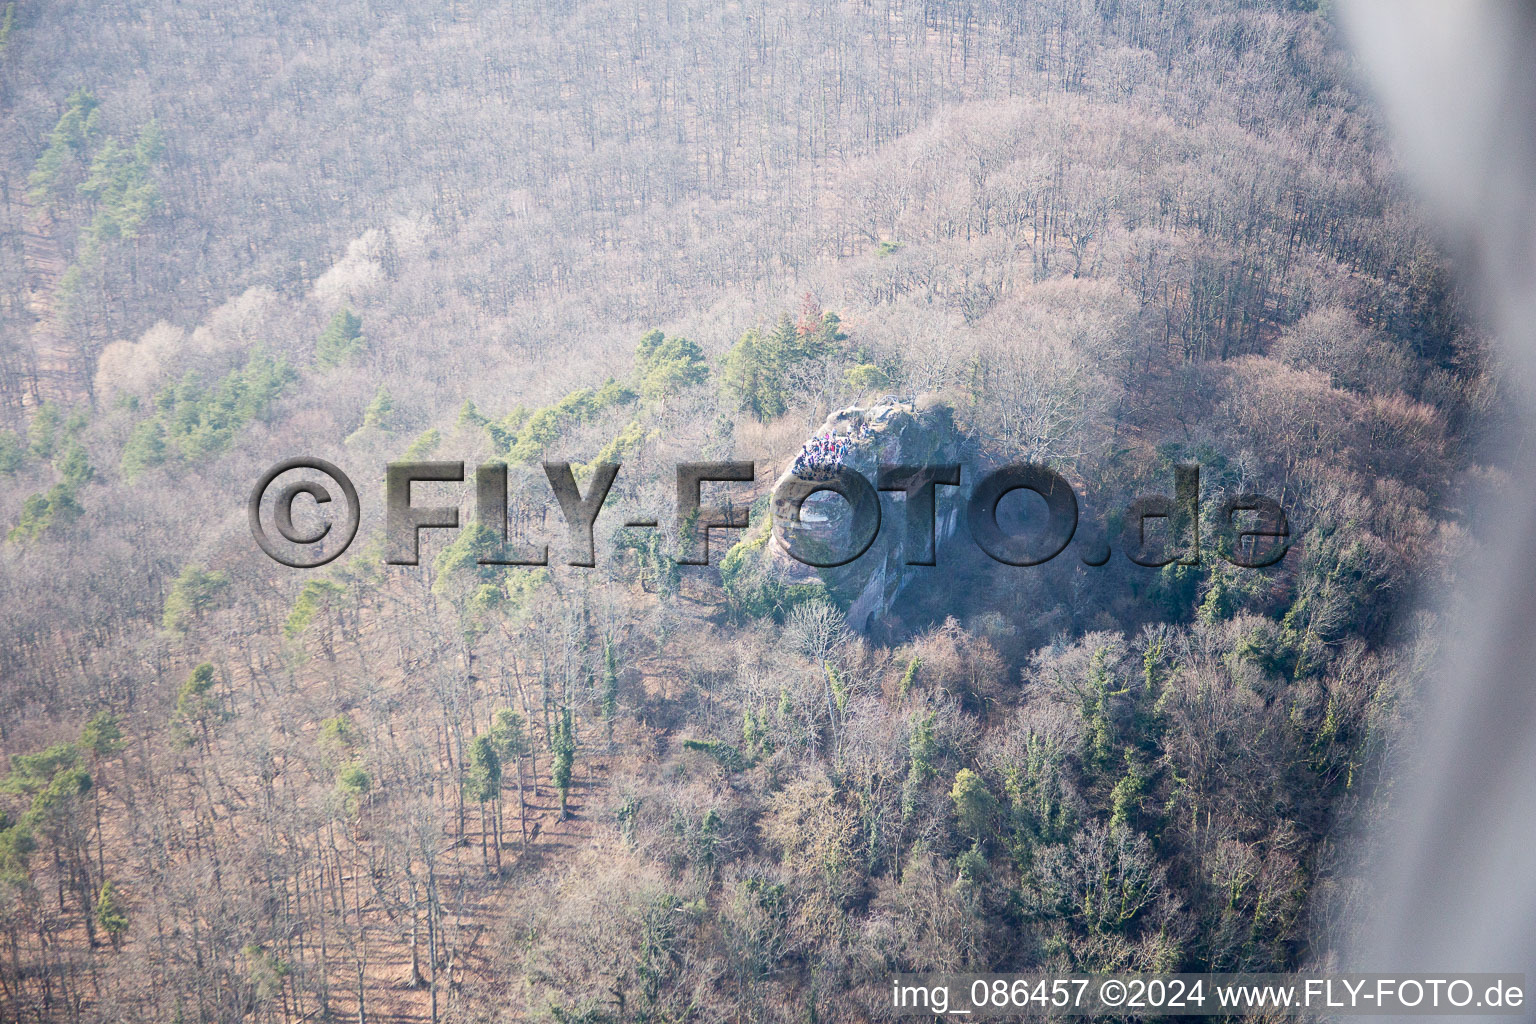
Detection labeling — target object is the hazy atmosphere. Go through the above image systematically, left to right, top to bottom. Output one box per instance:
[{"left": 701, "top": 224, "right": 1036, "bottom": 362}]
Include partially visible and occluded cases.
[{"left": 0, "top": 0, "right": 1513, "bottom": 1021}]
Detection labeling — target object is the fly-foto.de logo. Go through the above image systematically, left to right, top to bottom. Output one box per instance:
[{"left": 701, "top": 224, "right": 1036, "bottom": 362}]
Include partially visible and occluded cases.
[{"left": 248, "top": 459, "right": 1289, "bottom": 572}]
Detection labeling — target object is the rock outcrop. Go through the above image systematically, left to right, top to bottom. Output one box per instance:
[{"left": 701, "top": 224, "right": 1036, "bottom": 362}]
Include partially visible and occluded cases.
[{"left": 766, "top": 396, "right": 968, "bottom": 634}]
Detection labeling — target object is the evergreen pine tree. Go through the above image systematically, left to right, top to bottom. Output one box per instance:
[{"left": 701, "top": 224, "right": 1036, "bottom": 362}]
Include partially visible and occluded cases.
[
  {"left": 315, "top": 309, "right": 365, "bottom": 368},
  {"left": 95, "top": 880, "right": 128, "bottom": 947}
]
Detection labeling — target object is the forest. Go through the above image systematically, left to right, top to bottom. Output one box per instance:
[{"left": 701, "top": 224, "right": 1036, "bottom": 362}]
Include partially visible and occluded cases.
[{"left": 0, "top": 0, "right": 1498, "bottom": 1021}]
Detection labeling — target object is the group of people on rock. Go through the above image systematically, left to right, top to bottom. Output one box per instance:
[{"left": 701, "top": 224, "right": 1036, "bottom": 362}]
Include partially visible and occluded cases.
[{"left": 791, "top": 423, "right": 872, "bottom": 480}]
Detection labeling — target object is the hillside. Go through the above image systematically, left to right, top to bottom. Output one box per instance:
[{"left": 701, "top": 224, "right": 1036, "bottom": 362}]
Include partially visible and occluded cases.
[{"left": 0, "top": 1, "right": 1493, "bottom": 1022}]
